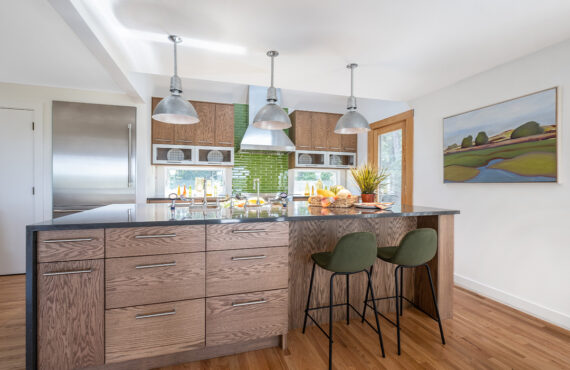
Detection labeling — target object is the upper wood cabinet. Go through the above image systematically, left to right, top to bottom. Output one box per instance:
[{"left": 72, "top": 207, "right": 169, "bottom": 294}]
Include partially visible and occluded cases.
[
  {"left": 151, "top": 98, "right": 234, "bottom": 148},
  {"left": 289, "top": 110, "right": 357, "bottom": 152}
]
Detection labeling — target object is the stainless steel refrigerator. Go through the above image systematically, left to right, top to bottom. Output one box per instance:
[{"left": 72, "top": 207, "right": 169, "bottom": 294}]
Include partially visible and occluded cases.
[{"left": 52, "top": 101, "right": 136, "bottom": 218}]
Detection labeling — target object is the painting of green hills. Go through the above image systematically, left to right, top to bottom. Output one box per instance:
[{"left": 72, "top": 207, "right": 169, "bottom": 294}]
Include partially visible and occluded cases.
[{"left": 443, "top": 88, "right": 557, "bottom": 183}]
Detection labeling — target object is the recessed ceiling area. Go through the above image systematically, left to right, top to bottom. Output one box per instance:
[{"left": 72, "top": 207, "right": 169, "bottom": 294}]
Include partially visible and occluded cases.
[
  {"left": 0, "top": 0, "right": 121, "bottom": 92},
  {"left": 73, "top": 0, "right": 570, "bottom": 101}
]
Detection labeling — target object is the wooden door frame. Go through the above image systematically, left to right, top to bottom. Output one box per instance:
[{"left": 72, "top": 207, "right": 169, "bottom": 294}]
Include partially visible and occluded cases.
[{"left": 367, "top": 110, "right": 414, "bottom": 205}]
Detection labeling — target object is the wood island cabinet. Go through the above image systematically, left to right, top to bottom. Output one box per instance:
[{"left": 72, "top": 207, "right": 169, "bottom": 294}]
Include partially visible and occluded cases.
[{"left": 151, "top": 98, "right": 234, "bottom": 149}]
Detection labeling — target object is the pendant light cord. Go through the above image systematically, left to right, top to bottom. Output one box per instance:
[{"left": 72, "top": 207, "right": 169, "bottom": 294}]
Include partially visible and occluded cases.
[
  {"left": 173, "top": 40, "right": 178, "bottom": 77},
  {"left": 270, "top": 54, "right": 275, "bottom": 88},
  {"left": 350, "top": 64, "right": 355, "bottom": 97}
]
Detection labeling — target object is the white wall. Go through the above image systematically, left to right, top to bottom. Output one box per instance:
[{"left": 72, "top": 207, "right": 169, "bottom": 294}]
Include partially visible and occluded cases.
[
  {"left": 410, "top": 40, "right": 570, "bottom": 329},
  {"left": 0, "top": 82, "right": 145, "bottom": 221}
]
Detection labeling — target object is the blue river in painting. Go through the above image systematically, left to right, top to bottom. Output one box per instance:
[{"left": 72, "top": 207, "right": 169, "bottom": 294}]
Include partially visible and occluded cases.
[{"left": 465, "top": 159, "right": 555, "bottom": 183}]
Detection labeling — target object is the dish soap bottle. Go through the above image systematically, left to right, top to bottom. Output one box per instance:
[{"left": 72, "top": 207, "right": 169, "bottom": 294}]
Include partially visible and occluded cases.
[{"left": 304, "top": 183, "right": 310, "bottom": 196}]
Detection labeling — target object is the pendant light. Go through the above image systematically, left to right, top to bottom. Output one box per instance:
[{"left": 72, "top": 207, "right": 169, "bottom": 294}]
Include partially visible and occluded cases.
[
  {"left": 152, "top": 35, "right": 199, "bottom": 124},
  {"left": 252, "top": 50, "right": 291, "bottom": 130},
  {"left": 335, "top": 63, "right": 370, "bottom": 134}
]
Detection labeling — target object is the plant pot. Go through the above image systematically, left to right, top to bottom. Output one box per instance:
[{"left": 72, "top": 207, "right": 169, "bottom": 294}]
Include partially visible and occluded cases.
[{"left": 361, "top": 193, "right": 375, "bottom": 203}]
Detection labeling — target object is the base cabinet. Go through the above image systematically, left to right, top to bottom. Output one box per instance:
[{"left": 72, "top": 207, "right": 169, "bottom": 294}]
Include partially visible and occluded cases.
[
  {"left": 38, "top": 259, "right": 104, "bottom": 370},
  {"left": 105, "top": 299, "right": 205, "bottom": 363}
]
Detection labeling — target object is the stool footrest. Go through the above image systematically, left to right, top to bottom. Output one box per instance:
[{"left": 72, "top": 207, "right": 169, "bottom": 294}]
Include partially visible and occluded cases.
[
  {"left": 364, "top": 295, "right": 440, "bottom": 324},
  {"left": 306, "top": 303, "right": 382, "bottom": 337}
]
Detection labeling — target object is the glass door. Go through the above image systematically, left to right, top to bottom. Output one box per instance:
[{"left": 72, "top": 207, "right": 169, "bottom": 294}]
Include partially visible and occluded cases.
[
  {"left": 369, "top": 110, "right": 413, "bottom": 205},
  {"left": 378, "top": 129, "right": 402, "bottom": 204}
]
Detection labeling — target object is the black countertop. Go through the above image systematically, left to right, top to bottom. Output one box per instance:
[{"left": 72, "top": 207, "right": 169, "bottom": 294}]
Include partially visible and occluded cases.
[{"left": 27, "top": 202, "right": 460, "bottom": 231}]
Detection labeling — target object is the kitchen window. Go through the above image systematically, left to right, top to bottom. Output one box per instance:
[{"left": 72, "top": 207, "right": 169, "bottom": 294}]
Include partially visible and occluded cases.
[
  {"left": 161, "top": 167, "right": 230, "bottom": 197},
  {"left": 290, "top": 169, "right": 340, "bottom": 195}
]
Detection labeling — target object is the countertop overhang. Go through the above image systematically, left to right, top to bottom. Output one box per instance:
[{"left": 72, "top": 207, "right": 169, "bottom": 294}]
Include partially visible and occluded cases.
[{"left": 27, "top": 202, "right": 460, "bottom": 231}]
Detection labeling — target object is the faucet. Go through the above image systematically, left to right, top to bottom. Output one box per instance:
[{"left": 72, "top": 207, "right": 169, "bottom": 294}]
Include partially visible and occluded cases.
[
  {"left": 203, "top": 178, "right": 208, "bottom": 209},
  {"left": 253, "top": 178, "right": 260, "bottom": 205}
]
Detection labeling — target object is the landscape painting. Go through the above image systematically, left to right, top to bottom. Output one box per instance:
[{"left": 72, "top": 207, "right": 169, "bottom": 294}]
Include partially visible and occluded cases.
[{"left": 443, "top": 88, "right": 557, "bottom": 183}]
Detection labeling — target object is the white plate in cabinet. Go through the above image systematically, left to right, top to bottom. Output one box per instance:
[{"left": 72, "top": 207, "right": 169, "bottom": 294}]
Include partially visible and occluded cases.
[
  {"left": 206, "top": 222, "right": 289, "bottom": 251},
  {"left": 106, "top": 225, "right": 205, "bottom": 257},
  {"left": 206, "top": 247, "right": 288, "bottom": 297},
  {"left": 106, "top": 253, "right": 205, "bottom": 309},
  {"left": 206, "top": 289, "right": 288, "bottom": 347},
  {"left": 105, "top": 299, "right": 205, "bottom": 363}
]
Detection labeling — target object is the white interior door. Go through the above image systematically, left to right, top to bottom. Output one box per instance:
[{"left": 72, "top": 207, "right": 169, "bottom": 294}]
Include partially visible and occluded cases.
[{"left": 0, "top": 108, "right": 35, "bottom": 275}]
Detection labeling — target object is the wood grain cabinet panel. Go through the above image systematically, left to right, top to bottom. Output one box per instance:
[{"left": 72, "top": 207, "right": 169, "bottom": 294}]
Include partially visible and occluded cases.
[
  {"left": 151, "top": 97, "right": 175, "bottom": 144},
  {"left": 192, "top": 101, "right": 216, "bottom": 146},
  {"left": 215, "top": 103, "right": 235, "bottom": 146},
  {"left": 289, "top": 111, "right": 312, "bottom": 150},
  {"left": 311, "top": 113, "right": 328, "bottom": 151},
  {"left": 326, "top": 113, "right": 342, "bottom": 151},
  {"left": 174, "top": 123, "right": 196, "bottom": 145},
  {"left": 341, "top": 132, "right": 357, "bottom": 152},
  {"left": 206, "top": 222, "right": 289, "bottom": 251},
  {"left": 106, "top": 225, "right": 205, "bottom": 257},
  {"left": 37, "top": 229, "right": 104, "bottom": 262},
  {"left": 206, "top": 247, "right": 288, "bottom": 297},
  {"left": 106, "top": 252, "right": 205, "bottom": 309},
  {"left": 38, "top": 259, "right": 104, "bottom": 370},
  {"left": 206, "top": 289, "right": 288, "bottom": 347},
  {"left": 105, "top": 299, "right": 205, "bottom": 363}
]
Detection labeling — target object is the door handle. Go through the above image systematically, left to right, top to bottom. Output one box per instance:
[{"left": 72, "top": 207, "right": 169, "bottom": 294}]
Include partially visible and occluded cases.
[
  {"left": 128, "top": 123, "right": 132, "bottom": 187},
  {"left": 231, "top": 229, "right": 267, "bottom": 234},
  {"left": 134, "top": 233, "right": 177, "bottom": 239},
  {"left": 43, "top": 238, "right": 93, "bottom": 243},
  {"left": 231, "top": 255, "right": 266, "bottom": 261},
  {"left": 135, "top": 262, "right": 176, "bottom": 269},
  {"left": 43, "top": 269, "right": 92, "bottom": 276},
  {"left": 232, "top": 299, "right": 266, "bottom": 307},
  {"left": 135, "top": 309, "right": 176, "bottom": 319}
]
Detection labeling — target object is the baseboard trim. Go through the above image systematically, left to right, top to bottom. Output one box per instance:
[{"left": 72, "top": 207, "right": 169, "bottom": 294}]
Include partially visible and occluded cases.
[{"left": 454, "top": 274, "right": 570, "bottom": 331}]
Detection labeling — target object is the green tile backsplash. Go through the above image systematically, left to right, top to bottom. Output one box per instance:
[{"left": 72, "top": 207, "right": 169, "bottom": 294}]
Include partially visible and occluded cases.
[{"left": 232, "top": 104, "right": 289, "bottom": 193}]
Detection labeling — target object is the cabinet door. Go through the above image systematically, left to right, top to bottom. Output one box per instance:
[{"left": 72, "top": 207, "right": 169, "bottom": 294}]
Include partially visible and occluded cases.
[
  {"left": 151, "top": 97, "right": 174, "bottom": 144},
  {"left": 192, "top": 101, "right": 216, "bottom": 146},
  {"left": 215, "top": 103, "right": 235, "bottom": 147},
  {"left": 291, "top": 111, "right": 312, "bottom": 150},
  {"left": 311, "top": 113, "right": 328, "bottom": 151},
  {"left": 326, "top": 113, "right": 342, "bottom": 151},
  {"left": 174, "top": 121, "right": 196, "bottom": 145},
  {"left": 341, "top": 133, "right": 358, "bottom": 152},
  {"left": 38, "top": 259, "right": 104, "bottom": 370}
]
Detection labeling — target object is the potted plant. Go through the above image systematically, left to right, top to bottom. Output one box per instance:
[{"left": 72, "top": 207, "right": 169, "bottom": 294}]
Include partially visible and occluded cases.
[{"left": 350, "top": 163, "right": 389, "bottom": 203}]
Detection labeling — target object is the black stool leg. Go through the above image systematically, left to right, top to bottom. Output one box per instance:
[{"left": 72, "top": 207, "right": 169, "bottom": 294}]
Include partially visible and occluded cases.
[
  {"left": 302, "top": 262, "right": 316, "bottom": 334},
  {"left": 425, "top": 264, "right": 445, "bottom": 345},
  {"left": 361, "top": 265, "right": 373, "bottom": 322},
  {"left": 395, "top": 265, "right": 401, "bottom": 355},
  {"left": 400, "top": 267, "right": 404, "bottom": 316},
  {"left": 365, "top": 269, "right": 385, "bottom": 358},
  {"left": 329, "top": 273, "right": 336, "bottom": 370},
  {"left": 346, "top": 274, "right": 350, "bottom": 325}
]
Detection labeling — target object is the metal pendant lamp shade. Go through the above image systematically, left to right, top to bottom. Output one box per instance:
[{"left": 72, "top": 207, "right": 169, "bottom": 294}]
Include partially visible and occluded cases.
[
  {"left": 152, "top": 35, "right": 199, "bottom": 124},
  {"left": 253, "top": 51, "right": 291, "bottom": 130},
  {"left": 335, "top": 63, "right": 370, "bottom": 134}
]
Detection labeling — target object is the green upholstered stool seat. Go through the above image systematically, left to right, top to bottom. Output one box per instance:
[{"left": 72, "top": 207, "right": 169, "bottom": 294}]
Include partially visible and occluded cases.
[
  {"left": 377, "top": 228, "right": 437, "bottom": 266},
  {"left": 310, "top": 231, "right": 378, "bottom": 273}
]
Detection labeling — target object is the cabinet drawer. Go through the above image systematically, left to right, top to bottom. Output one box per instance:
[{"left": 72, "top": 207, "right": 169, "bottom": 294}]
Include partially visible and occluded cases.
[
  {"left": 206, "top": 222, "right": 289, "bottom": 251},
  {"left": 106, "top": 225, "right": 205, "bottom": 257},
  {"left": 37, "top": 229, "right": 104, "bottom": 262},
  {"left": 207, "top": 247, "right": 287, "bottom": 296},
  {"left": 106, "top": 252, "right": 205, "bottom": 309},
  {"left": 38, "top": 259, "right": 104, "bottom": 369},
  {"left": 206, "top": 289, "right": 288, "bottom": 346},
  {"left": 105, "top": 299, "right": 205, "bottom": 363}
]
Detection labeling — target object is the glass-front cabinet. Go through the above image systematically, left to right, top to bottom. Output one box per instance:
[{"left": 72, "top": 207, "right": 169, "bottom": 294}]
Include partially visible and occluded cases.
[
  {"left": 152, "top": 144, "right": 194, "bottom": 165},
  {"left": 195, "top": 146, "right": 234, "bottom": 166},
  {"left": 294, "top": 150, "right": 355, "bottom": 168},
  {"left": 295, "top": 151, "right": 326, "bottom": 167},
  {"left": 327, "top": 152, "right": 356, "bottom": 168}
]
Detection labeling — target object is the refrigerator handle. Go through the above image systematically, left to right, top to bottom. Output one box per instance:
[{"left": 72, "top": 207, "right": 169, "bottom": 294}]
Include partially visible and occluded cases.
[{"left": 128, "top": 123, "right": 132, "bottom": 187}]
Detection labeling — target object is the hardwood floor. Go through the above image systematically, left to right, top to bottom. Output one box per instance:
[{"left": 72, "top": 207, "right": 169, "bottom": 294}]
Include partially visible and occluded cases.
[{"left": 1, "top": 274, "right": 569, "bottom": 370}]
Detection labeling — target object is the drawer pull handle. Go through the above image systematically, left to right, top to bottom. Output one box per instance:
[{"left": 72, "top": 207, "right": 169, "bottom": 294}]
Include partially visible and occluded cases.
[
  {"left": 218, "top": 141, "right": 233, "bottom": 144},
  {"left": 314, "top": 146, "right": 326, "bottom": 149},
  {"left": 231, "top": 229, "right": 267, "bottom": 234},
  {"left": 134, "top": 233, "right": 177, "bottom": 239},
  {"left": 43, "top": 238, "right": 93, "bottom": 243},
  {"left": 231, "top": 255, "right": 266, "bottom": 261},
  {"left": 135, "top": 262, "right": 176, "bottom": 269},
  {"left": 43, "top": 269, "right": 92, "bottom": 276},
  {"left": 232, "top": 299, "right": 266, "bottom": 307},
  {"left": 135, "top": 309, "right": 176, "bottom": 319}
]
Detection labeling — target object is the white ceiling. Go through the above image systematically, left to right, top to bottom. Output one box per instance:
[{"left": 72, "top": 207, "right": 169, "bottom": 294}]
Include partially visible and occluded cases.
[
  {"left": 0, "top": 0, "right": 121, "bottom": 92},
  {"left": 72, "top": 0, "right": 570, "bottom": 101}
]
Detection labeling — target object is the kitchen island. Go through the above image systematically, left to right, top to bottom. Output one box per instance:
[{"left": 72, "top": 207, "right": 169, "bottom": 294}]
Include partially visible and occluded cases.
[{"left": 26, "top": 202, "right": 459, "bottom": 370}]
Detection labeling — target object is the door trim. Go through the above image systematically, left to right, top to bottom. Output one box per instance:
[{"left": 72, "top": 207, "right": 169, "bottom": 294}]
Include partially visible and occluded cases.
[{"left": 367, "top": 110, "right": 414, "bottom": 205}]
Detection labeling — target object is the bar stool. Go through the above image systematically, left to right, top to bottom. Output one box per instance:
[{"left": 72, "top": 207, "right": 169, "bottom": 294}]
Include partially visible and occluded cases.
[
  {"left": 361, "top": 228, "right": 445, "bottom": 355},
  {"left": 302, "top": 232, "right": 385, "bottom": 369}
]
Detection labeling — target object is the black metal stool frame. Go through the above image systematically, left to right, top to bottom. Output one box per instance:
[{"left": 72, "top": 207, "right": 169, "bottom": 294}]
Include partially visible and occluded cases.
[
  {"left": 302, "top": 262, "right": 386, "bottom": 370},
  {"left": 361, "top": 264, "right": 445, "bottom": 355}
]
